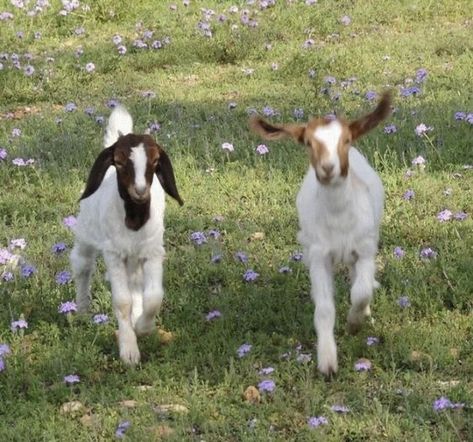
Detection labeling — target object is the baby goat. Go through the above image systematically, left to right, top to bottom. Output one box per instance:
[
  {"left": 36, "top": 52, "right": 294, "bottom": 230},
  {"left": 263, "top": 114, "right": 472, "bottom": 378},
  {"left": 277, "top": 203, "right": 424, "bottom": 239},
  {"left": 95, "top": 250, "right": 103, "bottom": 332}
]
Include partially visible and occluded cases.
[
  {"left": 251, "top": 93, "right": 391, "bottom": 375},
  {"left": 70, "top": 105, "right": 183, "bottom": 365}
]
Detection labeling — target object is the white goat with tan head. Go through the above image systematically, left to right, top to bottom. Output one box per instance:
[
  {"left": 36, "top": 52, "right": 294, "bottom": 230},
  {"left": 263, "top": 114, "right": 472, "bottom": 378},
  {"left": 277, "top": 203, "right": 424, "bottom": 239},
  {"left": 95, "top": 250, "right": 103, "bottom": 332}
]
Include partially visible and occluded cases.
[
  {"left": 251, "top": 93, "right": 391, "bottom": 376},
  {"left": 70, "top": 105, "right": 183, "bottom": 366}
]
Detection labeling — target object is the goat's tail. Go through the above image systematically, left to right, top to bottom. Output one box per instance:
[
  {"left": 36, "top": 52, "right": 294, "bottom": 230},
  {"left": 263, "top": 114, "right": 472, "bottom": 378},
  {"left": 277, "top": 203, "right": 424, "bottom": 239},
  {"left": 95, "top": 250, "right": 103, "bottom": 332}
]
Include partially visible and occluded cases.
[{"left": 103, "top": 105, "right": 133, "bottom": 148}]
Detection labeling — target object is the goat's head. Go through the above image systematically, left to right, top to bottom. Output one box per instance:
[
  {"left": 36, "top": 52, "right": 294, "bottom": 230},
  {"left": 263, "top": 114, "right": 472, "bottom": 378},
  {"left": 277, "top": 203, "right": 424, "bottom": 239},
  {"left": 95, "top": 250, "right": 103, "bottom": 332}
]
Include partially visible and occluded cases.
[
  {"left": 250, "top": 92, "right": 392, "bottom": 185},
  {"left": 80, "top": 133, "right": 184, "bottom": 206}
]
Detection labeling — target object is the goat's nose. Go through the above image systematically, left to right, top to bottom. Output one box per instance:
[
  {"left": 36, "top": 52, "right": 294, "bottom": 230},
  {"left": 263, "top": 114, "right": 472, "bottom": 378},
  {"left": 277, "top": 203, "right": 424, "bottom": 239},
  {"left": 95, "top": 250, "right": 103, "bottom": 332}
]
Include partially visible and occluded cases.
[
  {"left": 322, "top": 164, "right": 334, "bottom": 175},
  {"left": 135, "top": 185, "right": 147, "bottom": 196}
]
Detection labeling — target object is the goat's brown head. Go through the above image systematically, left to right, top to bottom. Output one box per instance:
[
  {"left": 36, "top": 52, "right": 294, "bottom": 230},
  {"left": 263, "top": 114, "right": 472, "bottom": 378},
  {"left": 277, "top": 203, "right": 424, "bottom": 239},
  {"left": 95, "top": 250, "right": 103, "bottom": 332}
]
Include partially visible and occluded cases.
[
  {"left": 250, "top": 92, "right": 392, "bottom": 185},
  {"left": 80, "top": 133, "right": 183, "bottom": 229}
]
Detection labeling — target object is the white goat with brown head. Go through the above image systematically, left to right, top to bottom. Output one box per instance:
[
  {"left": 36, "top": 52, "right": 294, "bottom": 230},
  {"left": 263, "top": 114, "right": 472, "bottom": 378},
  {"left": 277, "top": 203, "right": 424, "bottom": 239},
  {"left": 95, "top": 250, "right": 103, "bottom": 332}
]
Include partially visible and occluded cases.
[
  {"left": 251, "top": 92, "right": 391, "bottom": 376},
  {"left": 70, "top": 105, "right": 183, "bottom": 366}
]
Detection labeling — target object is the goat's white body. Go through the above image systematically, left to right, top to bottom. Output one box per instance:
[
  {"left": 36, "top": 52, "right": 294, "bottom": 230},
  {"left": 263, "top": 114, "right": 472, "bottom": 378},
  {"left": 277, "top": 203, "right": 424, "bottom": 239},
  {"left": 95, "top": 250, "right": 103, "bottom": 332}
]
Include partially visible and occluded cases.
[
  {"left": 70, "top": 107, "right": 166, "bottom": 365},
  {"left": 296, "top": 147, "right": 383, "bottom": 374}
]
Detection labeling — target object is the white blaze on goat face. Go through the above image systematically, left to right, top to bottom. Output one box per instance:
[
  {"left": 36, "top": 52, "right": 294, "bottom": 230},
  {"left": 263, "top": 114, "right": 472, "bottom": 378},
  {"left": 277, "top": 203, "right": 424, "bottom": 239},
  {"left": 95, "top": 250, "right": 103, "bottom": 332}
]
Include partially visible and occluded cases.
[
  {"left": 311, "top": 120, "right": 346, "bottom": 184},
  {"left": 130, "top": 144, "right": 148, "bottom": 194}
]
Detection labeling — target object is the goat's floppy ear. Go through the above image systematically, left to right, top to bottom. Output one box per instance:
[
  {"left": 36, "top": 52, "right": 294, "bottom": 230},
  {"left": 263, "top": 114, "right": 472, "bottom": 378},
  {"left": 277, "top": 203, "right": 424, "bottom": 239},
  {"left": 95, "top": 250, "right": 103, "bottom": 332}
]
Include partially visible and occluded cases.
[
  {"left": 349, "top": 91, "right": 392, "bottom": 141},
  {"left": 250, "top": 116, "right": 306, "bottom": 144},
  {"left": 80, "top": 146, "right": 115, "bottom": 200},
  {"left": 155, "top": 149, "right": 184, "bottom": 206}
]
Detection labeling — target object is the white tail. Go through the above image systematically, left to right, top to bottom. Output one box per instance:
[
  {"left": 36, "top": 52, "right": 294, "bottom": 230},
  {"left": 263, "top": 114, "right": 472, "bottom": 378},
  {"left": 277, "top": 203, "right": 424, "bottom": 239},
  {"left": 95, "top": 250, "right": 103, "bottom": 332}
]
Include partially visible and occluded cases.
[{"left": 103, "top": 105, "right": 133, "bottom": 148}]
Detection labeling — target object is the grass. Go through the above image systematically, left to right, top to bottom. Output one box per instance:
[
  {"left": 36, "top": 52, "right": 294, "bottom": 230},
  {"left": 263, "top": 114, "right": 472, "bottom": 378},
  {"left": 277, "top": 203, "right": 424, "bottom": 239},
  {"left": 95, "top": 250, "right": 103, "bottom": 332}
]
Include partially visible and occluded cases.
[{"left": 0, "top": 0, "right": 472, "bottom": 440}]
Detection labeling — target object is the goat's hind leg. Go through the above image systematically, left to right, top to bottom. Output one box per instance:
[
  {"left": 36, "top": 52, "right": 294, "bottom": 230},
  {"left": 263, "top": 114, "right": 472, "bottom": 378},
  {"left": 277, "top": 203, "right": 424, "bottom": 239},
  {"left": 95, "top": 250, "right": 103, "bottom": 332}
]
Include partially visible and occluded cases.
[
  {"left": 70, "top": 242, "right": 97, "bottom": 313},
  {"left": 134, "top": 257, "right": 164, "bottom": 337},
  {"left": 347, "top": 257, "right": 375, "bottom": 335}
]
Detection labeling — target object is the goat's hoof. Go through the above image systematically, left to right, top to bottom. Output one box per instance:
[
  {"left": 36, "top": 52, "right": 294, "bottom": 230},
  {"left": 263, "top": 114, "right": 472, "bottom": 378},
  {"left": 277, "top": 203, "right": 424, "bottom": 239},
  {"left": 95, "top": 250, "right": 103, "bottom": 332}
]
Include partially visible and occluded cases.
[
  {"left": 347, "top": 320, "right": 363, "bottom": 335},
  {"left": 120, "top": 344, "right": 141, "bottom": 366},
  {"left": 318, "top": 362, "right": 338, "bottom": 377}
]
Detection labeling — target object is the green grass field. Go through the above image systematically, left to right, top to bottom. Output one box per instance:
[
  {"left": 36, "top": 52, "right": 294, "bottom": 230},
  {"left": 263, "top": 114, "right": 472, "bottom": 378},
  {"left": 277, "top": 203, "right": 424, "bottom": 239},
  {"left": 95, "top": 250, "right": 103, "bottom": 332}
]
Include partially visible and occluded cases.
[{"left": 0, "top": 0, "right": 472, "bottom": 440}]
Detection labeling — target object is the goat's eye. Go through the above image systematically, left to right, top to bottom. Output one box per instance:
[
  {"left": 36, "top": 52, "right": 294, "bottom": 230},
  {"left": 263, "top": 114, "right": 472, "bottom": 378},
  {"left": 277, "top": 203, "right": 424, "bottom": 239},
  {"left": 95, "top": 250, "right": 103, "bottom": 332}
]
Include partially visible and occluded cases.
[{"left": 345, "top": 138, "right": 350, "bottom": 144}]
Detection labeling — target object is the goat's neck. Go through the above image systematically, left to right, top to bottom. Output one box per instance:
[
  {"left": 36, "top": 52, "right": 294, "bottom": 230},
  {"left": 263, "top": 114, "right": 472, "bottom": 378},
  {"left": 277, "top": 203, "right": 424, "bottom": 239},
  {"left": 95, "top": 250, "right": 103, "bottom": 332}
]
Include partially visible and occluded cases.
[
  {"left": 318, "top": 173, "right": 353, "bottom": 213},
  {"left": 117, "top": 181, "right": 151, "bottom": 231}
]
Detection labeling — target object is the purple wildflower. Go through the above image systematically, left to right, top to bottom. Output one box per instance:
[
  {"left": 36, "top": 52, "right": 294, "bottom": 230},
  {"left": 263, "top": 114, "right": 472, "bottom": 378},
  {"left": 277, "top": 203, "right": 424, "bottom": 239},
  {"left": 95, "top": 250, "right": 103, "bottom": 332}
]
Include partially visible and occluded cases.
[
  {"left": 340, "top": 15, "right": 351, "bottom": 25},
  {"left": 74, "top": 27, "right": 85, "bottom": 36},
  {"left": 112, "top": 34, "right": 122, "bottom": 45},
  {"left": 302, "top": 38, "right": 315, "bottom": 49},
  {"left": 133, "top": 39, "right": 148, "bottom": 49},
  {"left": 151, "top": 40, "right": 162, "bottom": 49},
  {"left": 117, "top": 45, "right": 127, "bottom": 55},
  {"left": 85, "top": 62, "right": 95, "bottom": 73},
  {"left": 271, "top": 62, "right": 278, "bottom": 70},
  {"left": 24, "top": 65, "right": 35, "bottom": 76},
  {"left": 415, "top": 68, "right": 428, "bottom": 83},
  {"left": 308, "top": 69, "right": 316, "bottom": 78},
  {"left": 324, "top": 76, "right": 336, "bottom": 85},
  {"left": 400, "top": 86, "right": 421, "bottom": 97},
  {"left": 365, "top": 90, "right": 377, "bottom": 101},
  {"left": 106, "top": 99, "right": 119, "bottom": 108},
  {"left": 64, "top": 102, "right": 77, "bottom": 112},
  {"left": 84, "top": 106, "right": 95, "bottom": 116},
  {"left": 262, "top": 106, "right": 277, "bottom": 117},
  {"left": 293, "top": 108, "right": 304, "bottom": 119},
  {"left": 454, "top": 112, "right": 466, "bottom": 121},
  {"left": 466, "top": 113, "right": 473, "bottom": 124},
  {"left": 96, "top": 116, "right": 105, "bottom": 125},
  {"left": 148, "top": 121, "right": 160, "bottom": 133},
  {"left": 384, "top": 124, "right": 397, "bottom": 134},
  {"left": 415, "top": 124, "right": 432, "bottom": 136},
  {"left": 11, "top": 128, "right": 21, "bottom": 137},
  {"left": 221, "top": 142, "right": 234, "bottom": 152},
  {"left": 256, "top": 144, "right": 269, "bottom": 155},
  {"left": 0, "top": 148, "right": 7, "bottom": 160},
  {"left": 412, "top": 155, "right": 426, "bottom": 166},
  {"left": 403, "top": 189, "right": 415, "bottom": 200},
  {"left": 437, "top": 209, "right": 453, "bottom": 222},
  {"left": 454, "top": 211, "right": 467, "bottom": 221},
  {"left": 63, "top": 215, "right": 77, "bottom": 228},
  {"left": 207, "top": 229, "right": 220, "bottom": 239},
  {"left": 190, "top": 231, "right": 207, "bottom": 245},
  {"left": 10, "top": 238, "right": 26, "bottom": 249},
  {"left": 393, "top": 246, "right": 405, "bottom": 259},
  {"left": 420, "top": 247, "right": 437, "bottom": 259},
  {"left": 0, "top": 249, "right": 15, "bottom": 265},
  {"left": 235, "top": 251, "right": 248, "bottom": 263},
  {"left": 291, "top": 251, "right": 304, "bottom": 262},
  {"left": 21, "top": 264, "right": 36, "bottom": 278},
  {"left": 278, "top": 266, "right": 292, "bottom": 274},
  {"left": 243, "top": 269, "right": 259, "bottom": 282},
  {"left": 56, "top": 271, "right": 72, "bottom": 285},
  {"left": 2, "top": 272, "right": 14, "bottom": 282},
  {"left": 398, "top": 296, "right": 410, "bottom": 308},
  {"left": 58, "top": 301, "right": 77, "bottom": 314},
  {"left": 205, "top": 310, "right": 222, "bottom": 321},
  {"left": 93, "top": 314, "right": 109, "bottom": 325},
  {"left": 11, "top": 319, "right": 28, "bottom": 331},
  {"left": 366, "top": 336, "right": 379, "bottom": 346},
  {"left": 0, "top": 343, "right": 11, "bottom": 357},
  {"left": 237, "top": 343, "right": 252, "bottom": 358},
  {"left": 354, "top": 358, "right": 372, "bottom": 372},
  {"left": 0, "top": 359, "right": 4, "bottom": 372},
  {"left": 258, "top": 367, "right": 275, "bottom": 375},
  {"left": 64, "top": 374, "right": 80, "bottom": 385},
  {"left": 258, "top": 379, "right": 276, "bottom": 393},
  {"left": 433, "top": 396, "right": 464, "bottom": 412},
  {"left": 331, "top": 404, "right": 350, "bottom": 413},
  {"left": 308, "top": 416, "right": 328, "bottom": 428},
  {"left": 115, "top": 421, "right": 131, "bottom": 439}
]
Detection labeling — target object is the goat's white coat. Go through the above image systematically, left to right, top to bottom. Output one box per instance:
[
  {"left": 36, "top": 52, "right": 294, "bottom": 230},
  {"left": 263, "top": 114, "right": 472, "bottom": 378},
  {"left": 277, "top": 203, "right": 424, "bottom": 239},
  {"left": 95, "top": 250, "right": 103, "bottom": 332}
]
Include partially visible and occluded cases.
[
  {"left": 71, "top": 106, "right": 166, "bottom": 365},
  {"left": 312, "top": 120, "right": 343, "bottom": 178},
  {"left": 130, "top": 144, "right": 148, "bottom": 194},
  {"left": 296, "top": 147, "right": 383, "bottom": 375}
]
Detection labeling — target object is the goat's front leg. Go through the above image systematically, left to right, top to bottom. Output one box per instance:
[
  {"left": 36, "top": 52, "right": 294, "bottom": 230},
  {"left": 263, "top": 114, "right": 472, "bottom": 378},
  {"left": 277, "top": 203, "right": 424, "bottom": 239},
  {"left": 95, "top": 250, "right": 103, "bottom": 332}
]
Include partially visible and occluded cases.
[
  {"left": 70, "top": 242, "right": 97, "bottom": 313},
  {"left": 309, "top": 250, "right": 337, "bottom": 376},
  {"left": 103, "top": 252, "right": 140, "bottom": 366},
  {"left": 134, "top": 256, "right": 164, "bottom": 337},
  {"left": 347, "top": 256, "right": 376, "bottom": 335}
]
